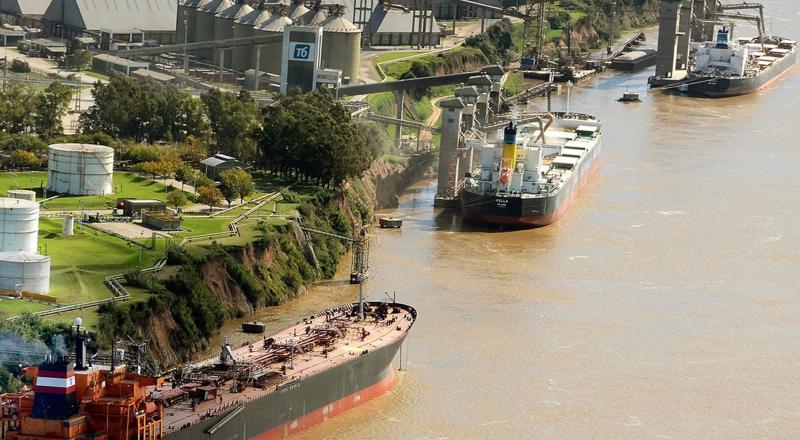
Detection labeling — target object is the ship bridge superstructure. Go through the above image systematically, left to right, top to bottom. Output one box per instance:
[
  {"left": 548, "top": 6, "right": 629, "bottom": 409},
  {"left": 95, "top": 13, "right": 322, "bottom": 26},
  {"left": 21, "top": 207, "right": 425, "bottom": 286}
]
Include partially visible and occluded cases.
[{"left": 465, "top": 114, "right": 602, "bottom": 199}]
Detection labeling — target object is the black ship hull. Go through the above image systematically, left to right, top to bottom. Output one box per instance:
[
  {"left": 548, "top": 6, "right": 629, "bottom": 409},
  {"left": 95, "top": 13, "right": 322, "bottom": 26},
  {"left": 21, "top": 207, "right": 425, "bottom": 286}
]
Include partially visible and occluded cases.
[
  {"left": 687, "top": 50, "right": 797, "bottom": 97},
  {"left": 461, "top": 141, "right": 601, "bottom": 228},
  {"left": 164, "top": 304, "right": 415, "bottom": 440}
]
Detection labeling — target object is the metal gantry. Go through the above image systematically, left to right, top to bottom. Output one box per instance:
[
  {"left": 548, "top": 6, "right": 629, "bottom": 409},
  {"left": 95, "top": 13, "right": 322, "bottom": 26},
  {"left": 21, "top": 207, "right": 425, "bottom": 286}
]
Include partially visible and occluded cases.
[{"left": 297, "top": 223, "right": 371, "bottom": 319}]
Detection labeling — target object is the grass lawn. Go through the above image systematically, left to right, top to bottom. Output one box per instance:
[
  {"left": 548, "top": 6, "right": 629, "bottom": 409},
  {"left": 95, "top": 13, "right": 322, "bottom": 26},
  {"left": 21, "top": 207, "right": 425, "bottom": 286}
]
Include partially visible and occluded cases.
[
  {"left": 0, "top": 171, "right": 184, "bottom": 211},
  {"left": 173, "top": 217, "right": 232, "bottom": 238},
  {"left": 35, "top": 218, "right": 162, "bottom": 304},
  {"left": 0, "top": 299, "right": 52, "bottom": 317}
]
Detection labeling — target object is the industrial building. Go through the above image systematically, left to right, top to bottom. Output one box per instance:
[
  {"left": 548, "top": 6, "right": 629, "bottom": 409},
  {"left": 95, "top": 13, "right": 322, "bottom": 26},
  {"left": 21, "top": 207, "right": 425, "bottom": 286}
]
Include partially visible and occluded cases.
[
  {"left": 0, "top": 0, "right": 49, "bottom": 27},
  {"left": 41, "top": 0, "right": 177, "bottom": 45},
  {"left": 367, "top": 6, "right": 441, "bottom": 47},
  {"left": 91, "top": 53, "right": 149, "bottom": 76},
  {"left": 47, "top": 143, "right": 114, "bottom": 196},
  {"left": 200, "top": 153, "right": 241, "bottom": 179},
  {"left": 117, "top": 199, "right": 166, "bottom": 217},
  {"left": 142, "top": 211, "right": 181, "bottom": 231}
]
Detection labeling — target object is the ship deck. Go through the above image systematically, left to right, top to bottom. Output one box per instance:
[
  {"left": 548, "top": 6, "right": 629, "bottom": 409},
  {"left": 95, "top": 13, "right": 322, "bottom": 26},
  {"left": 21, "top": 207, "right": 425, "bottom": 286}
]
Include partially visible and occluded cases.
[{"left": 155, "top": 303, "right": 415, "bottom": 434}]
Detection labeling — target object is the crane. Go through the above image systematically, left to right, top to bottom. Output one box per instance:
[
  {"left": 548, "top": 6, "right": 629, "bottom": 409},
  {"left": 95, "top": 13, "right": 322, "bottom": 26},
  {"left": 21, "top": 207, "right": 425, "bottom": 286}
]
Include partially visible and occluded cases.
[{"left": 297, "top": 223, "right": 371, "bottom": 320}]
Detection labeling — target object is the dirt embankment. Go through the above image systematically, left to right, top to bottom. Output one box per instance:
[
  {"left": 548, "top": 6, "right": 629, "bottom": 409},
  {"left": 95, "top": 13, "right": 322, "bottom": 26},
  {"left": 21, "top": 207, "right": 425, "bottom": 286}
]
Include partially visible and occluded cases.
[{"left": 141, "top": 156, "right": 434, "bottom": 365}]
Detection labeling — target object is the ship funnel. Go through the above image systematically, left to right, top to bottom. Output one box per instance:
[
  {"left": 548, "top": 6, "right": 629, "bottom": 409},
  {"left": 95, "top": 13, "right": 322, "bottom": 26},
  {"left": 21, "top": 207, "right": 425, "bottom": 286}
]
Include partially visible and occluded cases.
[
  {"left": 502, "top": 122, "right": 518, "bottom": 172},
  {"left": 32, "top": 359, "right": 78, "bottom": 419}
]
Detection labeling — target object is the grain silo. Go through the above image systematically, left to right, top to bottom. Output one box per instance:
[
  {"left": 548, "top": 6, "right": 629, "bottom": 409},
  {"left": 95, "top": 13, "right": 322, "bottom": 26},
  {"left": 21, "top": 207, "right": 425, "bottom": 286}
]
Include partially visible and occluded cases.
[
  {"left": 177, "top": 0, "right": 202, "bottom": 45},
  {"left": 196, "top": 0, "right": 233, "bottom": 59},
  {"left": 214, "top": 0, "right": 251, "bottom": 67},
  {"left": 287, "top": 0, "right": 310, "bottom": 22},
  {"left": 231, "top": 3, "right": 269, "bottom": 72},
  {"left": 298, "top": 5, "right": 327, "bottom": 26},
  {"left": 320, "top": 7, "right": 361, "bottom": 82},
  {"left": 253, "top": 12, "right": 293, "bottom": 75},
  {"left": 47, "top": 144, "right": 114, "bottom": 196},
  {"left": 7, "top": 189, "right": 36, "bottom": 201},
  {"left": 0, "top": 197, "right": 39, "bottom": 254},
  {"left": 0, "top": 251, "right": 50, "bottom": 294}
]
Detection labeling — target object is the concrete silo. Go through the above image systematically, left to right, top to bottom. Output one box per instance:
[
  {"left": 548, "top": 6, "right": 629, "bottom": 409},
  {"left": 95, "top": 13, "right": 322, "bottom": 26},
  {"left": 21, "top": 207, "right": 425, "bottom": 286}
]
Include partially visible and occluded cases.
[
  {"left": 177, "top": 0, "right": 203, "bottom": 46},
  {"left": 196, "top": 0, "right": 233, "bottom": 59},
  {"left": 214, "top": 0, "right": 251, "bottom": 67},
  {"left": 287, "top": 1, "right": 310, "bottom": 22},
  {"left": 231, "top": 3, "right": 270, "bottom": 72},
  {"left": 298, "top": 5, "right": 327, "bottom": 26},
  {"left": 320, "top": 7, "right": 361, "bottom": 82},
  {"left": 253, "top": 13, "right": 293, "bottom": 75},
  {"left": 47, "top": 143, "right": 114, "bottom": 196},
  {"left": 0, "top": 197, "right": 39, "bottom": 254},
  {"left": 0, "top": 251, "right": 50, "bottom": 294}
]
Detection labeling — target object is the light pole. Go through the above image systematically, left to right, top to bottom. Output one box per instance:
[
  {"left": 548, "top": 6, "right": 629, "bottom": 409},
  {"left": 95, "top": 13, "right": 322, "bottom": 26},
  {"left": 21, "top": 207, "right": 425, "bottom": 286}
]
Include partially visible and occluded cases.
[{"left": 183, "top": 11, "right": 189, "bottom": 74}]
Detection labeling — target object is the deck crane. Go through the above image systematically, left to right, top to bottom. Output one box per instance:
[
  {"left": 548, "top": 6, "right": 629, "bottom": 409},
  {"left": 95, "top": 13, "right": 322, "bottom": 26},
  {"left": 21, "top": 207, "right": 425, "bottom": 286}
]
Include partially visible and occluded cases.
[{"left": 296, "top": 222, "right": 371, "bottom": 320}]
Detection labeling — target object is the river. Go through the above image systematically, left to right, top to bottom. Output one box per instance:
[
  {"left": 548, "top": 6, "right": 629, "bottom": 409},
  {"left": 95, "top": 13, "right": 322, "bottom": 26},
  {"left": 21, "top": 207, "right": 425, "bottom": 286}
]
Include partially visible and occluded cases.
[{"left": 236, "top": 1, "right": 800, "bottom": 437}]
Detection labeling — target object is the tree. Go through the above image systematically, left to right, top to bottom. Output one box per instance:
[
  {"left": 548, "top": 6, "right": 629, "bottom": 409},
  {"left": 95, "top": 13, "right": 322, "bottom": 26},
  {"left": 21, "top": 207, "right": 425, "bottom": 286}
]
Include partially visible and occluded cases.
[
  {"left": 80, "top": 75, "right": 208, "bottom": 142},
  {"left": 33, "top": 82, "right": 73, "bottom": 139},
  {"left": 200, "top": 89, "right": 259, "bottom": 162},
  {"left": 257, "top": 91, "right": 372, "bottom": 188},
  {"left": 0, "top": 134, "right": 47, "bottom": 154},
  {"left": 9, "top": 150, "right": 41, "bottom": 169},
  {"left": 141, "top": 161, "right": 161, "bottom": 180},
  {"left": 174, "top": 165, "right": 194, "bottom": 190},
  {"left": 218, "top": 168, "right": 253, "bottom": 206},
  {"left": 196, "top": 185, "right": 223, "bottom": 213},
  {"left": 166, "top": 190, "right": 188, "bottom": 210}
]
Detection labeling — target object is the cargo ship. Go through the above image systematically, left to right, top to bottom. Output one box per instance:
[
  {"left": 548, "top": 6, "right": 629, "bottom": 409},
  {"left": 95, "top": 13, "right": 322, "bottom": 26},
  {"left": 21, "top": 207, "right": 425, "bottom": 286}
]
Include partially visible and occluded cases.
[
  {"left": 683, "top": 27, "right": 797, "bottom": 97},
  {"left": 460, "top": 112, "right": 602, "bottom": 228},
  {"left": 0, "top": 302, "right": 416, "bottom": 440}
]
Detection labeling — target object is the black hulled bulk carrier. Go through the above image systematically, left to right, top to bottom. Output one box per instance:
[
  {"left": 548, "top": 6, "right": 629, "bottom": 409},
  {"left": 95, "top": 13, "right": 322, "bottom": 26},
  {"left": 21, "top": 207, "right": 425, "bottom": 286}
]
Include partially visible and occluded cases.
[{"left": 460, "top": 113, "right": 602, "bottom": 228}]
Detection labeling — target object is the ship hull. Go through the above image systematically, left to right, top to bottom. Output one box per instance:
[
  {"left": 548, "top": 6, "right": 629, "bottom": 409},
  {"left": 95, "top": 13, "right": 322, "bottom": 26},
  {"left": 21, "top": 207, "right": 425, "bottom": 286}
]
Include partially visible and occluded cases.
[
  {"left": 687, "top": 49, "right": 797, "bottom": 97},
  {"left": 461, "top": 141, "right": 601, "bottom": 228},
  {"left": 163, "top": 327, "right": 407, "bottom": 440}
]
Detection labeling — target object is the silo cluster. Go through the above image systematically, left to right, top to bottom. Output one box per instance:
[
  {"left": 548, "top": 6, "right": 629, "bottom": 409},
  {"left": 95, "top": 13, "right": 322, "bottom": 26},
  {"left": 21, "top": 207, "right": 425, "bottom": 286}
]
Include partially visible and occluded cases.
[
  {"left": 178, "top": 0, "right": 361, "bottom": 81},
  {"left": 47, "top": 143, "right": 115, "bottom": 196},
  {"left": 0, "top": 198, "right": 50, "bottom": 294}
]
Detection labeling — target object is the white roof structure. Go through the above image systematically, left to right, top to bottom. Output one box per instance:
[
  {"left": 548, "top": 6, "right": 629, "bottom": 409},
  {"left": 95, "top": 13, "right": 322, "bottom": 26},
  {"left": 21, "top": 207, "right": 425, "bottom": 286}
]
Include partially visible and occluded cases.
[
  {"left": 0, "top": 0, "right": 50, "bottom": 16},
  {"left": 42, "top": 0, "right": 177, "bottom": 33}
]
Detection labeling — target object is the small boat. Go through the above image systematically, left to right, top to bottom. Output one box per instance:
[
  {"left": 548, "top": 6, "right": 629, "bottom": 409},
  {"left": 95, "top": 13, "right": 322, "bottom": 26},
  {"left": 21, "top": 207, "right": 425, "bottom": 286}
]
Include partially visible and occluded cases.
[
  {"left": 618, "top": 92, "right": 640, "bottom": 102},
  {"left": 379, "top": 217, "right": 403, "bottom": 228},
  {"left": 242, "top": 321, "right": 266, "bottom": 333}
]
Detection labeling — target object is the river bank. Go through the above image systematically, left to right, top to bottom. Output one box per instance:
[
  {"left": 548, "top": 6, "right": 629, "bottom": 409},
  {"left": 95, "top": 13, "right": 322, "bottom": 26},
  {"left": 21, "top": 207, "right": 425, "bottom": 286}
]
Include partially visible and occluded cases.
[{"left": 97, "top": 153, "right": 435, "bottom": 366}]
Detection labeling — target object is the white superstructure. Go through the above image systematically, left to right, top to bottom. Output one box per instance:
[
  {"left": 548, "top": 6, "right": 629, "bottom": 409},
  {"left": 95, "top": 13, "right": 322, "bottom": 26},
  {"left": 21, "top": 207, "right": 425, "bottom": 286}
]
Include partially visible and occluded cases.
[
  {"left": 47, "top": 143, "right": 114, "bottom": 196},
  {"left": 0, "top": 197, "right": 39, "bottom": 254},
  {"left": 0, "top": 251, "right": 50, "bottom": 294}
]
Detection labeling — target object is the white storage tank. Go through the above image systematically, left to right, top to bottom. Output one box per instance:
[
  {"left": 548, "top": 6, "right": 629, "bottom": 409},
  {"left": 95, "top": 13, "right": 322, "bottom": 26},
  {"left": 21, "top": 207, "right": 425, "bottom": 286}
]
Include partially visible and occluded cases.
[
  {"left": 47, "top": 144, "right": 114, "bottom": 196},
  {"left": 7, "top": 189, "right": 36, "bottom": 201},
  {"left": 0, "top": 197, "right": 39, "bottom": 254},
  {"left": 0, "top": 251, "right": 50, "bottom": 294}
]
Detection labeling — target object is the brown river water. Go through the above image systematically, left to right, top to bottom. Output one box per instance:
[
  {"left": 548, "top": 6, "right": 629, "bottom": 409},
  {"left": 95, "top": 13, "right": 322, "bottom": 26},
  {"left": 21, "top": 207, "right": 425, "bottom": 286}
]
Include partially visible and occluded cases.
[{"left": 215, "top": 1, "right": 800, "bottom": 437}]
